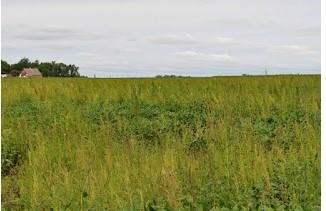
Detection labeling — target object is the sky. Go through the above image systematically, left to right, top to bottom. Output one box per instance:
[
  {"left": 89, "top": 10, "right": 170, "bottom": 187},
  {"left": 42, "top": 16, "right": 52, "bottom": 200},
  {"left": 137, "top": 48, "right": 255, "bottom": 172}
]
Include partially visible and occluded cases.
[{"left": 1, "top": 0, "right": 321, "bottom": 77}]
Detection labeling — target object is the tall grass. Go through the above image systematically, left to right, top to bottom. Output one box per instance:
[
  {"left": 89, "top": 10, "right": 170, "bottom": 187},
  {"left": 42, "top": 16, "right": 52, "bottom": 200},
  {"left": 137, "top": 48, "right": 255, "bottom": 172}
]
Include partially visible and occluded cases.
[{"left": 1, "top": 75, "right": 320, "bottom": 210}]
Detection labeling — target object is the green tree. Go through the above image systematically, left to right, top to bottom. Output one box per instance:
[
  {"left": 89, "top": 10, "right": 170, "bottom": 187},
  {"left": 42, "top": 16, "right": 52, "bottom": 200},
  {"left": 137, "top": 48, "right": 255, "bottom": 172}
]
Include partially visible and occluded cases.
[
  {"left": 1, "top": 58, "right": 81, "bottom": 77},
  {"left": 9, "top": 58, "right": 32, "bottom": 76},
  {"left": 1, "top": 60, "right": 11, "bottom": 74}
]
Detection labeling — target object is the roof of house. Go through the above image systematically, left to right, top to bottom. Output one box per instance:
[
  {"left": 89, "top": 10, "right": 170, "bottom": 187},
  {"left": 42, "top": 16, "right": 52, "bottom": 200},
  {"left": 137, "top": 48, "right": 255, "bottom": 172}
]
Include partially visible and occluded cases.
[{"left": 21, "top": 68, "right": 42, "bottom": 76}]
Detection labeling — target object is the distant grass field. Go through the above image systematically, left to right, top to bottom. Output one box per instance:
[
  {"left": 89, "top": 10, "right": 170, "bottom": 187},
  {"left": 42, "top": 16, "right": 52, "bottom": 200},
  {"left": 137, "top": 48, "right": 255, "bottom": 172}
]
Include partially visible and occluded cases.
[{"left": 1, "top": 75, "right": 320, "bottom": 210}]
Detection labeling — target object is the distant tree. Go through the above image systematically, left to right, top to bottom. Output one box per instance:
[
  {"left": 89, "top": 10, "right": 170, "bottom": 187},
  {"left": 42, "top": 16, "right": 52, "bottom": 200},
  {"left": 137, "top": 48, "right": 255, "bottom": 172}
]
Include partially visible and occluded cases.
[
  {"left": 1, "top": 58, "right": 81, "bottom": 77},
  {"left": 10, "top": 58, "right": 32, "bottom": 76},
  {"left": 17, "top": 58, "right": 32, "bottom": 69},
  {"left": 1, "top": 60, "right": 10, "bottom": 74},
  {"left": 30, "top": 60, "right": 40, "bottom": 68},
  {"left": 39, "top": 62, "right": 52, "bottom": 77},
  {"left": 69, "top": 64, "right": 80, "bottom": 77},
  {"left": 155, "top": 74, "right": 187, "bottom": 78},
  {"left": 162, "top": 75, "right": 177, "bottom": 78}
]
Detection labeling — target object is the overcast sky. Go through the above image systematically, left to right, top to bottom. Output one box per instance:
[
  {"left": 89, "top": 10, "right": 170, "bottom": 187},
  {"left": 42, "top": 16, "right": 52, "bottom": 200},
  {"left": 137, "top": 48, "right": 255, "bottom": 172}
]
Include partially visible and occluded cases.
[{"left": 1, "top": 0, "right": 320, "bottom": 77}]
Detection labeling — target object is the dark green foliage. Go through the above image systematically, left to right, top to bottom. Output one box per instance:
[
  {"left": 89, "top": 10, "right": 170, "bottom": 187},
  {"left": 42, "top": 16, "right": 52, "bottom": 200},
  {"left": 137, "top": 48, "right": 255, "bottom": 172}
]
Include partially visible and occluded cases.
[
  {"left": 1, "top": 58, "right": 80, "bottom": 77},
  {"left": 9, "top": 58, "right": 31, "bottom": 76},
  {"left": 1, "top": 60, "right": 11, "bottom": 74},
  {"left": 39, "top": 62, "right": 79, "bottom": 77},
  {"left": 4, "top": 97, "right": 39, "bottom": 123},
  {"left": 82, "top": 101, "right": 209, "bottom": 143},
  {"left": 251, "top": 106, "right": 318, "bottom": 150},
  {"left": 252, "top": 114, "right": 278, "bottom": 150},
  {"left": 187, "top": 138, "right": 208, "bottom": 155},
  {"left": 1, "top": 143, "right": 24, "bottom": 176},
  {"left": 250, "top": 185, "right": 263, "bottom": 209},
  {"left": 82, "top": 191, "right": 89, "bottom": 198},
  {"left": 145, "top": 199, "right": 171, "bottom": 211}
]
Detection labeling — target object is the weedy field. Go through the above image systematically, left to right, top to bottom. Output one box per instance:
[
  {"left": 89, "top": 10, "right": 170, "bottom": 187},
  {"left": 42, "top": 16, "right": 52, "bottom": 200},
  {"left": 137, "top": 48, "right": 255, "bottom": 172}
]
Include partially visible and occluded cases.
[{"left": 1, "top": 75, "right": 320, "bottom": 210}]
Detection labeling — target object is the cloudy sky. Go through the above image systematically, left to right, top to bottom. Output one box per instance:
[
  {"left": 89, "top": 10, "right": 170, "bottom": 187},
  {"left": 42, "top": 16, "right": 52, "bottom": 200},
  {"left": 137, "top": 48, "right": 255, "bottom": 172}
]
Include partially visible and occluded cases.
[{"left": 1, "top": 0, "right": 320, "bottom": 77}]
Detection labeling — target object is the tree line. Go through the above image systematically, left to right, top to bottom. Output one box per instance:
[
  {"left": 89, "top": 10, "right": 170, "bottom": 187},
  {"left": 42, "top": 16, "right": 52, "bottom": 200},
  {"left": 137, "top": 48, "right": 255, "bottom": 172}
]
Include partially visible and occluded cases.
[{"left": 1, "top": 58, "right": 80, "bottom": 77}]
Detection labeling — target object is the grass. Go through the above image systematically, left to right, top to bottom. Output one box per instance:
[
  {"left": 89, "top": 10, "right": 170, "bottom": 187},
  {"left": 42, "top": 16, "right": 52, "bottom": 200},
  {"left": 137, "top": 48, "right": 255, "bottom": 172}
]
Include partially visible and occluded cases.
[{"left": 1, "top": 75, "right": 320, "bottom": 210}]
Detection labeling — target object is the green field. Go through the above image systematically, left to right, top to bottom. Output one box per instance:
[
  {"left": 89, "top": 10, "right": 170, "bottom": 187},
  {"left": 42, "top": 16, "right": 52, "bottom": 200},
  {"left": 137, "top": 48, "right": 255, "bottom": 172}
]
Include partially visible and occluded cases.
[{"left": 1, "top": 75, "right": 320, "bottom": 210}]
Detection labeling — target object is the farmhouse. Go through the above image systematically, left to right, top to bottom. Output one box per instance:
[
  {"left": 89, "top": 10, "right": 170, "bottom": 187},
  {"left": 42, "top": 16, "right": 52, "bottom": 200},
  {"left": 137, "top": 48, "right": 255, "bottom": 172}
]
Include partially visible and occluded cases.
[{"left": 19, "top": 68, "right": 42, "bottom": 78}]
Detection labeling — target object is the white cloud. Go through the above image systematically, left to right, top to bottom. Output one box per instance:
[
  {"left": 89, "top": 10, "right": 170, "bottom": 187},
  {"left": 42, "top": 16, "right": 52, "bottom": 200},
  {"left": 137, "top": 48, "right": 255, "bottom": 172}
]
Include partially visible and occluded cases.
[
  {"left": 295, "top": 26, "right": 320, "bottom": 36},
  {"left": 150, "top": 34, "right": 197, "bottom": 45},
  {"left": 215, "top": 37, "right": 237, "bottom": 44},
  {"left": 278, "top": 45, "right": 318, "bottom": 55},
  {"left": 173, "top": 51, "right": 233, "bottom": 62},
  {"left": 78, "top": 52, "right": 98, "bottom": 56}
]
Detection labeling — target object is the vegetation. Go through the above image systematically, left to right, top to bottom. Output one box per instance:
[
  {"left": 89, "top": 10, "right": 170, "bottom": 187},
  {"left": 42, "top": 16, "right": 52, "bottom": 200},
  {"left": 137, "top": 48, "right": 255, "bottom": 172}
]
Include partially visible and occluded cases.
[
  {"left": 1, "top": 58, "right": 80, "bottom": 77},
  {"left": 1, "top": 75, "right": 320, "bottom": 210}
]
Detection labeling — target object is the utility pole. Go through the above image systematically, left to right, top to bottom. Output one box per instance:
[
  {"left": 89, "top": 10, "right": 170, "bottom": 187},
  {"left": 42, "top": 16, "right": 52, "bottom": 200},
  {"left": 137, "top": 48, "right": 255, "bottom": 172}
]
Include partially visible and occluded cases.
[{"left": 265, "top": 68, "right": 268, "bottom": 76}]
